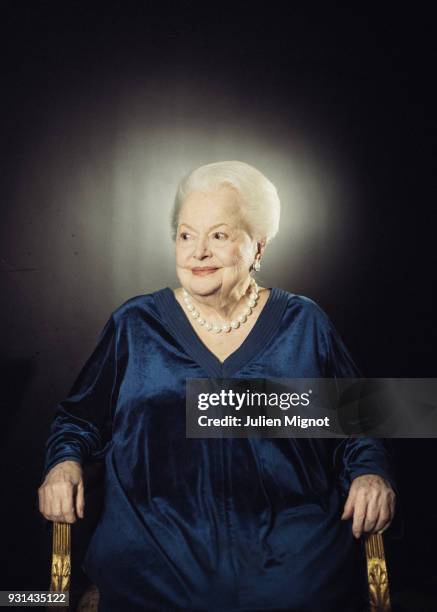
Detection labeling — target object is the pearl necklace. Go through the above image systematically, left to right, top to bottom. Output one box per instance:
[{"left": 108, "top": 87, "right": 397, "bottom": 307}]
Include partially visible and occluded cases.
[{"left": 182, "top": 278, "right": 260, "bottom": 333}]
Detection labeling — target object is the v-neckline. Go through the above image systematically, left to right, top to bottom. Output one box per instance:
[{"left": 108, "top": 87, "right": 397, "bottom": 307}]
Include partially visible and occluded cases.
[{"left": 154, "top": 286, "right": 289, "bottom": 377}]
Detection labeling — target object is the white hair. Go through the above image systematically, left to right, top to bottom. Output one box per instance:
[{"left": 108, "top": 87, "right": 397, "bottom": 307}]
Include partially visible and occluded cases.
[{"left": 170, "top": 160, "right": 280, "bottom": 244}]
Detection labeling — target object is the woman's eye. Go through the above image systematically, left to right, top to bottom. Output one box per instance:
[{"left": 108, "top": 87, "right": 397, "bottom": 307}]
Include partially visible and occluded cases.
[
  {"left": 180, "top": 232, "right": 190, "bottom": 240},
  {"left": 213, "top": 232, "right": 227, "bottom": 240}
]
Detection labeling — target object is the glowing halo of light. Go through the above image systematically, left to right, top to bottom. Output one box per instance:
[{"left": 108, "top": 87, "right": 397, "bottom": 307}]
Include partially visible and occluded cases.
[{"left": 13, "top": 73, "right": 359, "bottom": 317}]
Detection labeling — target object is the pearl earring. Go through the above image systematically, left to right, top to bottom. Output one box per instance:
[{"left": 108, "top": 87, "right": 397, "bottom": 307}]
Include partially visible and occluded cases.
[{"left": 253, "top": 259, "right": 261, "bottom": 272}]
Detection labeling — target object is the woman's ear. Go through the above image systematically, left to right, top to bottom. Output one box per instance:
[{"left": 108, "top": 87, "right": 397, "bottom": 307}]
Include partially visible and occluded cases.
[{"left": 257, "top": 238, "right": 267, "bottom": 258}]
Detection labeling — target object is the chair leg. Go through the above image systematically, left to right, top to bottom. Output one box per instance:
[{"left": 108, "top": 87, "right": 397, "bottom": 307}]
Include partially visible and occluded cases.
[{"left": 365, "top": 533, "right": 391, "bottom": 611}]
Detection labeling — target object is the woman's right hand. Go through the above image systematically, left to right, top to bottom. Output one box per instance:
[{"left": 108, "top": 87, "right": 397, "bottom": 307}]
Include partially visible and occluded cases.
[{"left": 38, "top": 460, "right": 84, "bottom": 523}]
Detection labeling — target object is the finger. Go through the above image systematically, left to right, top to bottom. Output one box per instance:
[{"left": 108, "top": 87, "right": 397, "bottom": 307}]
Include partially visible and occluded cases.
[
  {"left": 50, "top": 481, "right": 73, "bottom": 522},
  {"left": 76, "top": 481, "right": 85, "bottom": 519},
  {"left": 42, "top": 484, "right": 61, "bottom": 521},
  {"left": 60, "top": 484, "right": 77, "bottom": 523},
  {"left": 49, "top": 486, "right": 63, "bottom": 519},
  {"left": 38, "top": 487, "right": 44, "bottom": 514},
  {"left": 39, "top": 487, "right": 51, "bottom": 519},
  {"left": 341, "top": 489, "right": 357, "bottom": 520},
  {"left": 352, "top": 493, "right": 368, "bottom": 538},
  {"left": 363, "top": 494, "right": 380, "bottom": 533},
  {"left": 375, "top": 494, "right": 395, "bottom": 535},
  {"left": 388, "top": 494, "right": 396, "bottom": 519},
  {"left": 374, "top": 505, "right": 391, "bottom": 533},
  {"left": 377, "top": 520, "right": 392, "bottom": 535}
]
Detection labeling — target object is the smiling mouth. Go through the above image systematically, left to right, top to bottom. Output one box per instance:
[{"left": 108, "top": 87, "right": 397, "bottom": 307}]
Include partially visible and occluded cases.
[{"left": 191, "top": 267, "right": 219, "bottom": 275}]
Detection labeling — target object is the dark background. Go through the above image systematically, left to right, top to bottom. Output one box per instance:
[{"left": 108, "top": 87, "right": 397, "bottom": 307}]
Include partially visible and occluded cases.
[{"left": 0, "top": 3, "right": 436, "bottom": 610}]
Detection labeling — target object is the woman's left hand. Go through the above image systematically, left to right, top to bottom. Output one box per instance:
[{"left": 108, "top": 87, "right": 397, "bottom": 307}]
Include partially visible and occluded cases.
[{"left": 341, "top": 474, "right": 396, "bottom": 538}]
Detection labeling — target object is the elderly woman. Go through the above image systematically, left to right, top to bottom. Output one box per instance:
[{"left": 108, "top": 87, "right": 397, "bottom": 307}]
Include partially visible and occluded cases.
[{"left": 39, "top": 161, "right": 396, "bottom": 612}]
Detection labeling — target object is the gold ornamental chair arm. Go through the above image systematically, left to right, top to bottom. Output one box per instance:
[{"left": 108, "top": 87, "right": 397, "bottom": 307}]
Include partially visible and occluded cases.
[
  {"left": 48, "top": 462, "right": 104, "bottom": 593},
  {"left": 49, "top": 521, "right": 391, "bottom": 610},
  {"left": 50, "top": 522, "right": 71, "bottom": 592},
  {"left": 365, "top": 532, "right": 391, "bottom": 612}
]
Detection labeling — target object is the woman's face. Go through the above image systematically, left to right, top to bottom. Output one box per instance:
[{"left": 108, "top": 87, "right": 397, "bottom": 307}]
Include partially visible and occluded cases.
[{"left": 175, "top": 185, "right": 258, "bottom": 302}]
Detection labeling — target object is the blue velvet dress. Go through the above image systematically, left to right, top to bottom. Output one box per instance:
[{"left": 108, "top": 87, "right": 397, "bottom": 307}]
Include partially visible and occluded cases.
[{"left": 43, "top": 287, "right": 396, "bottom": 612}]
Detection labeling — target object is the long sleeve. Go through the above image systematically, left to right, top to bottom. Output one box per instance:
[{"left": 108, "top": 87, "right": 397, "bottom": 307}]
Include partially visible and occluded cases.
[
  {"left": 318, "top": 310, "right": 398, "bottom": 495},
  {"left": 42, "top": 315, "right": 117, "bottom": 479}
]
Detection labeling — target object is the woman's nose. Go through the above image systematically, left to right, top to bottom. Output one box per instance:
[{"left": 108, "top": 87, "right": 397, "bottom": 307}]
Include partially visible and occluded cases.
[{"left": 193, "top": 236, "right": 212, "bottom": 259}]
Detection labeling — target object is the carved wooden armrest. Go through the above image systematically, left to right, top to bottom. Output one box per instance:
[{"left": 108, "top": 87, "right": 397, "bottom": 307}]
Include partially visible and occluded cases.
[
  {"left": 49, "top": 522, "right": 99, "bottom": 611},
  {"left": 50, "top": 522, "right": 71, "bottom": 593},
  {"left": 365, "top": 532, "right": 391, "bottom": 611}
]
